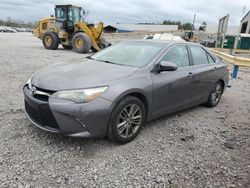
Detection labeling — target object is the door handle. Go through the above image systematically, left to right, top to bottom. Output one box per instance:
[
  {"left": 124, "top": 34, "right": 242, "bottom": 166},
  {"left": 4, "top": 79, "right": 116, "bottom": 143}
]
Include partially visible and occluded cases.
[{"left": 214, "top": 67, "right": 218, "bottom": 70}]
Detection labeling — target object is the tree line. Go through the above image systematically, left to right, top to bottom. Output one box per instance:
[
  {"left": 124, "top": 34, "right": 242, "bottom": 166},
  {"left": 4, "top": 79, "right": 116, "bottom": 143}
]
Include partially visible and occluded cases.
[
  {"left": 1, "top": 16, "right": 207, "bottom": 31},
  {"left": 0, "top": 17, "right": 38, "bottom": 28},
  {"left": 163, "top": 20, "right": 207, "bottom": 31}
]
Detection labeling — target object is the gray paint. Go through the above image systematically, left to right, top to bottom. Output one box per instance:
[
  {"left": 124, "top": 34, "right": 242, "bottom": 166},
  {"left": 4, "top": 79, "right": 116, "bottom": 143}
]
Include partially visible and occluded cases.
[{"left": 24, "top": 40, "right": 229, "bottom": 138}]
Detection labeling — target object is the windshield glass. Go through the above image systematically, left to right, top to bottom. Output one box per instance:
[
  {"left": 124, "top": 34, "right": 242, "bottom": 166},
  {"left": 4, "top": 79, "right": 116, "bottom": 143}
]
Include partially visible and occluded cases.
[
  {"left": 55, "top": 7, "right": 67, "bottom": 20},
  {"left": 68, "top": 7, "right": 81, "bottom": 22},
  {"left": 91, "top": 42, "right": 164, "bottom": 67}
]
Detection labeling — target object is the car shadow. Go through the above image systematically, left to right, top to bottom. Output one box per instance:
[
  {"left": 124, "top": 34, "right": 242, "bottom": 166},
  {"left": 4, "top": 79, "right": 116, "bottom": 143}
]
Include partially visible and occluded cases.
[
  {"left": 24, "top": 102, "right": 223, "bottom": 157},
  {"left": 144, "top": 104, "right": 205, "bottom": 129}
]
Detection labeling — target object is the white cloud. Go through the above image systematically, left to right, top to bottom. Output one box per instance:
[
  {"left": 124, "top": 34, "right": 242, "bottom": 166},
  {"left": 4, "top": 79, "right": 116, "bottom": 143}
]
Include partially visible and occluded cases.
[{"left": 0, "top": 0, "right": 249, "bottom": 26}]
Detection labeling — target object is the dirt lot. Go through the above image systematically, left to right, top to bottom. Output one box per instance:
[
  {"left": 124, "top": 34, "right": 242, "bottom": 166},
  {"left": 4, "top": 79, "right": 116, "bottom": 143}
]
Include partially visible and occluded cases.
[{"left": 0, "top": 33, "right": 249, "bottom": 187}]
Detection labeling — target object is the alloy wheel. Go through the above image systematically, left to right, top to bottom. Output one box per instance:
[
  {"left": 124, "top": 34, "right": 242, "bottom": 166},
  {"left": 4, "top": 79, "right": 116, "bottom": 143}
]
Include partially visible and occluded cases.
[
  {"left": 211, "top": 83, "right": 222, "bottom": 104},
  {"left": 116, "top": 104, "right": 142, "bottom": 138}
]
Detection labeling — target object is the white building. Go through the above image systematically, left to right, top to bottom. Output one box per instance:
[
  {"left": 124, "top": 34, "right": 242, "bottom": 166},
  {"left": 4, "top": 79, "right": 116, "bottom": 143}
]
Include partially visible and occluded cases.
[
  {"left": 239, "top": 11, "right": 250, "bottom": 34},
  {"left": 104, "top": 24, "right": 178, "bottom": 33},
  {"left": 115, "top": 24, "right": 178, "bottom": 32},
  {"left": 206, "top": 25, "right": 239, "bottom": 35}
]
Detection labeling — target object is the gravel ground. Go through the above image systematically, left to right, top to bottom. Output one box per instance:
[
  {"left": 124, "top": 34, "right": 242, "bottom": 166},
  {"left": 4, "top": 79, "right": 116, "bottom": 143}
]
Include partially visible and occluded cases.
[{"left": 0, "top": 33, "right": 250, "bottom": 187}]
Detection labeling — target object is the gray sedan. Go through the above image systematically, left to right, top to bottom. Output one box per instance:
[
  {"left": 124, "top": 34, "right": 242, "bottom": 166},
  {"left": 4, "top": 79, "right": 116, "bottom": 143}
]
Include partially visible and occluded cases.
[{"left": 23, "top": 40, "right": 229, "bottom": 143}]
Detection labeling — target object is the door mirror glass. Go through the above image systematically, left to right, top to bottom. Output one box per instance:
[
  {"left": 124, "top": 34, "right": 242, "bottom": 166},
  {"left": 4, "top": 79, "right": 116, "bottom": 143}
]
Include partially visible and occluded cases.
[{"left": 159, "top": 61, "right": 177, "bottom": 71}]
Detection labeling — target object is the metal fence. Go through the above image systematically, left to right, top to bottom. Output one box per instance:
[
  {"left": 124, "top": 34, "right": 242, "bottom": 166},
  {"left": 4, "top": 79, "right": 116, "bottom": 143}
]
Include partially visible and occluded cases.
[{"left": 210, "top": 48, "right": 250, "bottom": 78}]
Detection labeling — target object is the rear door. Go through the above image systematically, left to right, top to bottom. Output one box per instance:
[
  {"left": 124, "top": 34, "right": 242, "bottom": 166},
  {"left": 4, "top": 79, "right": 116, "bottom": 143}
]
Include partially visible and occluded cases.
[
  {"left": 151, "top": 44, "right": 194, "bottom": 117},
  {"left": 188, "top": 45, "right": 219, "bottom": 104}
]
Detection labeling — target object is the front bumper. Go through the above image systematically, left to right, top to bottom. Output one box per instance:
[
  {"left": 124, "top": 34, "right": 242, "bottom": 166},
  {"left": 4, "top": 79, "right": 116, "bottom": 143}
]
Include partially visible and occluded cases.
[{"left": 23, "top": 86, "right": 113, "bottom": 138}]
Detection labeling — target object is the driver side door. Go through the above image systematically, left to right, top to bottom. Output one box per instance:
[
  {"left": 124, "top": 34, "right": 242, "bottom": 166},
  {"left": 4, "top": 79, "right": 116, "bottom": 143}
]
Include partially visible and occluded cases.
[{"left": 151, "top": 44, "right": 194, "bottom": 117}]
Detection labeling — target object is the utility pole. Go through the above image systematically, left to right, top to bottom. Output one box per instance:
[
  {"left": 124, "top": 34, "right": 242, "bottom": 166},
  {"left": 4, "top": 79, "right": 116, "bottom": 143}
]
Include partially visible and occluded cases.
[{"left": 192, "top": 13, "right": 196, "bottom": 31}]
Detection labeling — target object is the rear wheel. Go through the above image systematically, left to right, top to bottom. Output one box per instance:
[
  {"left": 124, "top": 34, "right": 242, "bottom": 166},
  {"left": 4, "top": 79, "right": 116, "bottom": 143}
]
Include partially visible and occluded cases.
[
  {"left": 42, "top": 32, "right": 59, "bottom": 50},
  {"left": 72, "top": 32, "right": 91, "bottom": 53},
  {"left": 206, "top": 81, "right": 223, "bottom": 107},
  {"left": 107, "top": 96, "right": 146, "bottom": 144}
]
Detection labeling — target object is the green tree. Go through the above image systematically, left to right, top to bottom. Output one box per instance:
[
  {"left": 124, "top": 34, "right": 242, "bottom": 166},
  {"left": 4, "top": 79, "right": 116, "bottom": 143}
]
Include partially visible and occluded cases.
[
  {"left": 6, "top": 17, "right": 13, "bottom": 26},
  {"left": 163, "top": 20, "right": 182, "bottom": 29},
  {"left": 182, "top": 23, "right": 192, "bottom": 30}
]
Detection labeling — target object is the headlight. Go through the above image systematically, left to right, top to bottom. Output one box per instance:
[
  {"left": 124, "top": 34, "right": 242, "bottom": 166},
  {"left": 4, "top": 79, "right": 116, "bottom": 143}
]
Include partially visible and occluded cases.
[
  {"left": 27, "top": 71, "right": 38, "bottom": 85},
  {"left": 27, "top": 77, "right": 32, "bottom": 84},
  {"left": 52, "top": 86, "right": 108, "bottom": 103}
]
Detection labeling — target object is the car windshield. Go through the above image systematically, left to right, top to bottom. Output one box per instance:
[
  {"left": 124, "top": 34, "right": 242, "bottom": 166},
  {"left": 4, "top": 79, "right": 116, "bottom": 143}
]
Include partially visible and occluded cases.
[{"left": 90, "top": 42, "right": 164, "bottom": 67}]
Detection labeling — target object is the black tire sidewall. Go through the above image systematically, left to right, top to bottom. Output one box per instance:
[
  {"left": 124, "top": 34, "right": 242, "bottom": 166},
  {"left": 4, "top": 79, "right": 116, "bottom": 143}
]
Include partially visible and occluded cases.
[
  {"left": 42, "top": 32, "right": 59, "bottom": 50},
  {"left": 72, "top": 32, "right": 91, "bottom": 53},
  {"left": 108, "top": 96, "right": 146, "bottom": 144}
]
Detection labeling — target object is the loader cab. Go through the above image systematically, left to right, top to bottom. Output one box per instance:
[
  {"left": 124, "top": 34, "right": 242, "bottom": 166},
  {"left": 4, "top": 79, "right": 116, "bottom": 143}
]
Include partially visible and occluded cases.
[{"left": 55, "top": 5, "right": 81, "bottom": 32}]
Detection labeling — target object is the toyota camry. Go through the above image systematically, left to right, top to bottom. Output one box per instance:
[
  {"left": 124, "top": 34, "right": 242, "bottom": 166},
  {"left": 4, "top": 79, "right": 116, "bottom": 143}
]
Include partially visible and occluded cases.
[{"left": 23, "top": 40, "right": 230, "bottom": 144}]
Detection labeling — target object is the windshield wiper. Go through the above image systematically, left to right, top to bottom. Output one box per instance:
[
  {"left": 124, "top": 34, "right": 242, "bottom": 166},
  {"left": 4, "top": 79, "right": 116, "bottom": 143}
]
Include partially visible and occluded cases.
[
  {"left": 86, "top": 56, "right": 94, "bottom": 60},
  {"left": 87, "top": 57, "right": 126, "bottom": 66},
  {"left": 94, "top": 59, "right": 121, "bottom": 65},
  {"left": 100, "top": 60, "right": 117, "bottom": 64}
]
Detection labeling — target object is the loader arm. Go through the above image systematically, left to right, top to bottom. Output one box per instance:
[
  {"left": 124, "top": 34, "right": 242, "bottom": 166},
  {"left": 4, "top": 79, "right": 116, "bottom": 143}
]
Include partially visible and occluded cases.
[{"left": 77, "top": 22, "right": 103, "bottom": 52}]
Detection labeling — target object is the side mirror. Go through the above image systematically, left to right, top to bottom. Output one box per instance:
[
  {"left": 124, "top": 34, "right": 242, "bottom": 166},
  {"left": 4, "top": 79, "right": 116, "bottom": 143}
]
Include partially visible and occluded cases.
[{"left": 159, "top": 61, "right": 177, "bottom": 71}]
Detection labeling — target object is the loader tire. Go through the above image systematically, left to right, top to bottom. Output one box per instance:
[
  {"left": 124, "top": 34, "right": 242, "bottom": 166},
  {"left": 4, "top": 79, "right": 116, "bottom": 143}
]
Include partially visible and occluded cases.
[
  {"left": 42, "top": 32, "right": 59, "bottom": 50},
  {"left": 72, "top": 32, "right": 91, "bottom": 53}
]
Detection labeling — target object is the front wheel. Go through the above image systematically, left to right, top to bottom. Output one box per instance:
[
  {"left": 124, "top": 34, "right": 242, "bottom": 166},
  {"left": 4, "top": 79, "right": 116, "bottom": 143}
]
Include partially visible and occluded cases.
[
  {"left": 72, "top": 33, "right": 91, "bottom": 53},
  {"left": 206, "top": 81, "right": 223, "bottom": 107},
  {"left": 107, "top": 96, "right": 146, "bottom": 144}
]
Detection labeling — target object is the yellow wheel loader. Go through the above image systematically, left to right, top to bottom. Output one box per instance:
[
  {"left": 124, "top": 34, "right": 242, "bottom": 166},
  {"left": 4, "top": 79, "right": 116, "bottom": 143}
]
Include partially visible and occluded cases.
[{"left": 33, "top": 4, "right": 107, "bottom": 53}]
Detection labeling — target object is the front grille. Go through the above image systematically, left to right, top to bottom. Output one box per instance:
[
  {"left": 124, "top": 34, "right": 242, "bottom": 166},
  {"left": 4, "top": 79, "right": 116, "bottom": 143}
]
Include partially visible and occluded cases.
[
  {"left": 28, "top": 86, "right": 55, "bottom": 102},
  {"left": 33, "top": 94, "right": 49, "bottom": 102},
  {"left": 25, "top": 100, "right": 59, "bottom": 130}
]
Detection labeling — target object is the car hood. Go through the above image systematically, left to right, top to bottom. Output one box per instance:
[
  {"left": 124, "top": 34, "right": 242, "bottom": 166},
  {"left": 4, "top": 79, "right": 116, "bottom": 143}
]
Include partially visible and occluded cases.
[{"left": 32, "top": 58, "right": 138, "bottom": 91}]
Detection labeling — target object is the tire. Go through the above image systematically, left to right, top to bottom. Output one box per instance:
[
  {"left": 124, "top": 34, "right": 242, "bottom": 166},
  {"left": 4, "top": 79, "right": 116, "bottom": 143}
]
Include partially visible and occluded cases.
[
  {"left": 42, "top": 32, "right": 59, "bottom": 50},
  {"left": 72, "top": 32, "right": 91, "bottom": 53},
  {"left": 62, "top": 45, "right": 72, "bottom": 49},
  {"left": 206, "top": 81, "right": 223, "bottom": 107},
  {"left": 107, "top": 96, "right": 146, "bottom": 144}
]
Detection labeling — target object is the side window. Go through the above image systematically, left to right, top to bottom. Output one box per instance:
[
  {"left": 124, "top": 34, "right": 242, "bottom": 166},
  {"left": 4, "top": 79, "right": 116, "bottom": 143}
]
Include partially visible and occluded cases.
[
  {"left": 42, "top": 22, "right": 47, "bottom": 30},
  {"left": 161, "top": 45, "right": 190, "bottom": 68},
  {"left": 190, "top": 46, "right": 209, "bottom": 65},
  {"left": 207, "top": 53, "right": 215, "bottom": 64}
]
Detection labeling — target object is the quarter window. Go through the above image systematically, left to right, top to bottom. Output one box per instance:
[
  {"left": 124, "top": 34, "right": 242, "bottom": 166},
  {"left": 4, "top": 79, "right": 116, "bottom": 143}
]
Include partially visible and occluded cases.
[
  {"left": 160, "top": 45, "right": 190, "bottom": 67},
  {"left": 190, "top": 46, "right": 208, "bottom": 65},
  {"left": 207, "top": 54, "right": 215, "bottom": 64}
]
